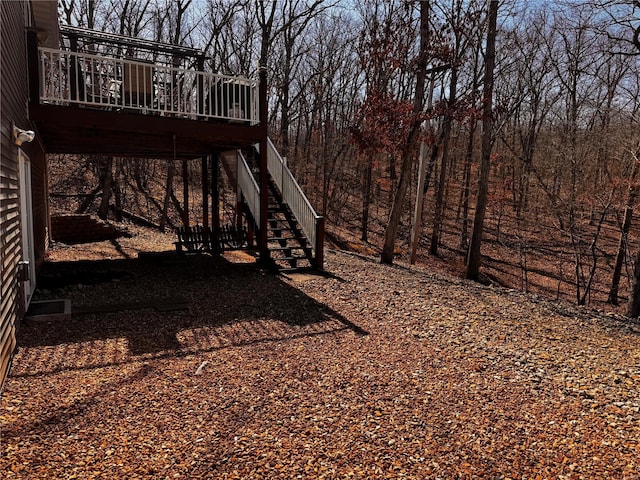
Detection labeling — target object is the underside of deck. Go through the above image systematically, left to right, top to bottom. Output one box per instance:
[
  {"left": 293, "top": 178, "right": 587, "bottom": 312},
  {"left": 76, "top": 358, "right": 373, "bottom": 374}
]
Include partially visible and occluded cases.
[{"left": 30, "top": 103, "right": 265, "bottom": 158}]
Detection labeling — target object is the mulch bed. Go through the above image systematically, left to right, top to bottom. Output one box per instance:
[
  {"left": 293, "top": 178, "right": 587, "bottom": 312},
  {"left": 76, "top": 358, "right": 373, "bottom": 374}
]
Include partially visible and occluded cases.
[{"left": 1, "top": 244, "right": 640, "bottom": 478}]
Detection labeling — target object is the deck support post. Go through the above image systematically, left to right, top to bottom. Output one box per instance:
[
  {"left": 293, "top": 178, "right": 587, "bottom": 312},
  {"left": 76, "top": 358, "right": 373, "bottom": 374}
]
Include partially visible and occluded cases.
[
  {"left": 258, "top": 67, "right": 270, "bottom": 266},
  {"left": 235, "top": 150, "right": 247, "bottom": 244},
  {"left": 212, "top": 153, "right": 220, "bottom": 253},
  {"left": 201, "top": 156, "right": 209, "bottom": 245},
  {"left": 182, "top": 158, "right": 189, "bottom": 228}
]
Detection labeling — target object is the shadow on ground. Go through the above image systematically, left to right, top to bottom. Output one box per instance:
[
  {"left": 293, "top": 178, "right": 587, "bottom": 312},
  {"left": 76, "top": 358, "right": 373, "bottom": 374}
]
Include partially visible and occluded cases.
[{"left": 13, "top": 253, "right": 366, "bottom": 378}]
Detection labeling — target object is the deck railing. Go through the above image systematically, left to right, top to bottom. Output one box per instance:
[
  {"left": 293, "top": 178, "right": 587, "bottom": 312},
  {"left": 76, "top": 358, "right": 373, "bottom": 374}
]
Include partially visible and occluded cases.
[
  {"left": 38, "top": 47, "right": 259, "bottom": 124},
  {"left": 266, "top": 138, "right": 324, "bottom": 268},
  {"left": 237, "top": 150, "right": 261, "bottom": 224}
]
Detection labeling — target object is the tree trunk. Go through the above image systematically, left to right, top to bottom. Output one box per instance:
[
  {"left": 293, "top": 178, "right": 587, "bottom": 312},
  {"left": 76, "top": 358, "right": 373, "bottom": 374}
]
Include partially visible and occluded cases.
[
  {"left": 257, "top": 0, "right": 276, "bottom": 68},
  {"left": 380, "top": 0, "right": 430, "bottom": 264},
  {"left": 466, "top": 0, "right": 498, "bottom": 280},
  {"left": 280, "top": 37, "right": 294, "bottom": 158},
  {"left": 459, "top": 43, "right": 481, "bottom": 250},
  {"left": 411, "top": 74, "right": 437, "bottom": 263},
  {"left": 430, "top": 96, "right": 455, "bottom": 256},
  {"left": 460, "top": 122, "right": 476, "bottom": 250},
  {"left": 626, "top": 130, "right": 640, "bottom": 321},
  {"left": 423, "top": 140, "right": 439, "bottom": 197},
  {"left": 410, "top": 141, "right": 429, "bottom": 263},
  {"left": 388, "top": 154, "right": 397, "bottom": 204},
  {"left": 98, "top": 156, "right": 113, "bottom": 220},
  {"left": 612, "top": 156, "right": 640, "bottom": 304},
  {"left": 113, "top": 159, "right": 123, "bottom": 222},
  {"left": 159, "top": 159, "right": 175, "bottom": 232},
  {"left": 362, "top": 160, "right": 373, "bottom": 242},
  {"left": 76, "top": 184, "right": 102, "bottom": 214},
  {"left": 170, "top": 191, "right": 186, "bottom": 224},
  {"left": 627, "top": 247, "right": 640, "bottom": 317}
]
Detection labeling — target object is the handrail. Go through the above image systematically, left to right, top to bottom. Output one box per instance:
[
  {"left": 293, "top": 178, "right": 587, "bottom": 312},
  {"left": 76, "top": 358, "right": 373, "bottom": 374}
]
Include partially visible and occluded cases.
[
  {"left": 38, "top": 47, "right": 260, "bottom": 124},
  {"left": 266, "top": 138, "right": 323, "bottom": 268},
  {"left": 237, "top": 150, "right": 260, "bottom": 225}
]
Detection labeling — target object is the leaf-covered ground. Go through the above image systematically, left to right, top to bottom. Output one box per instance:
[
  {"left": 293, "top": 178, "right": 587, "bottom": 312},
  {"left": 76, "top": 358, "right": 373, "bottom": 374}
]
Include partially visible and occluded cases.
[{"left": 2, "top": 241, "right": 640, "bottom": 478}]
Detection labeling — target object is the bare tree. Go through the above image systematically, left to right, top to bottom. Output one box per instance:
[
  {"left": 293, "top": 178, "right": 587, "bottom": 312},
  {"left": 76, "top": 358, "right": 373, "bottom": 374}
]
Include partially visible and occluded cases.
[
  {"left": 381, "top": 0, "right": 431, "bottom": 264},
  {"left": 429, "top": 0, "right": 482, "bottom": 256},
  {"left": 466, "top": 0, "right": 498, "bottom": 280}
]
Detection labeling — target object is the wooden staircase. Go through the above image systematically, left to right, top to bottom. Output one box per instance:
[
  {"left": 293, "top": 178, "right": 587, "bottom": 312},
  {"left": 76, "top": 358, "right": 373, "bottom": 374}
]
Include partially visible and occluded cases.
[
  {"left": 222, "top": 139, "right": 324, "bottom": 272},
  {"left": 266, "top": 180, "right": 314, "bottom": 271}
]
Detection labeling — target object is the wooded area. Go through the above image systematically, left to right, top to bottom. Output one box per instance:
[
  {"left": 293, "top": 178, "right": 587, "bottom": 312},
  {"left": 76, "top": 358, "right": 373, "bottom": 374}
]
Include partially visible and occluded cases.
[{"left": 50, "top": 0, "right": 640, "bottom": 315}]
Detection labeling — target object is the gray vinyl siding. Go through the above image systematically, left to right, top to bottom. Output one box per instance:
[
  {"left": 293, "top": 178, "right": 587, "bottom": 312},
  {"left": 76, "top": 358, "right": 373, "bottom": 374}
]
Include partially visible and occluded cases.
[{"left": 1, "top": 0, "right": 30, "bottom": 389}]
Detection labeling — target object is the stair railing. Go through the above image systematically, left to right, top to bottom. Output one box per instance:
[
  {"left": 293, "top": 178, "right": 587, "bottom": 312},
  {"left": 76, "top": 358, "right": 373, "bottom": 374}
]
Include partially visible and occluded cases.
[
  {"left": 266, "top": 138, "right": 324, "bottom": 269},
  {"left": 237, "top": 150, "right": 260, "bottom": 225}
]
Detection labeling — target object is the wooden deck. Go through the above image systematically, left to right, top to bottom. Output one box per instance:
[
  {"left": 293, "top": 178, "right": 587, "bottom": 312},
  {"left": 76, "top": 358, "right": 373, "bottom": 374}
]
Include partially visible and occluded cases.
[{"left": 28, "top": 30, "right": 267, "bottom": 158}]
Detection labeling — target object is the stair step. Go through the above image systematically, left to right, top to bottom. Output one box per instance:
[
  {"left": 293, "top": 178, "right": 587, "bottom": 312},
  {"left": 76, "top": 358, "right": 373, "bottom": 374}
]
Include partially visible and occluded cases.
[
  {"left": 267, "top": 208, "right": 293, "bottom": 216},
  {"left": 269, "top": 219, "right": 301, "bottom": 228},
  {"left": 269, "top": 227, "right": 303, "bottom": 234},
  {"left": 267, "top": 236, "right": 301, "bottom": 242},
  {"left": 268, "top": 236, "right": 307, "bottom": 243},
  {"left": 269, "top": 243, "right": 310, "bottom": 251},
  {"left": 269, "top": 246, "right": 306, "bottom": 252},
  {"left": 273, "top": 256, "right": 305, "bottom": 262},
  {"left": 272, "top": 258, "right": 314, "bottom": 271},
  {"left": 276, "top": 265, "right": 312, "bottom": 272}
]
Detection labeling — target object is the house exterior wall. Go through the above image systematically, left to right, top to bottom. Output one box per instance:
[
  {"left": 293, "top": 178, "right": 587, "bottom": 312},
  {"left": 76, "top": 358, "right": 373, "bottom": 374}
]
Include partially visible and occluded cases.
[{"left": 1, "top": 0, "right": 48, "bottom": 391}]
